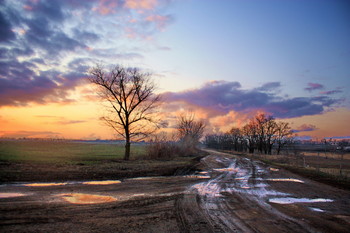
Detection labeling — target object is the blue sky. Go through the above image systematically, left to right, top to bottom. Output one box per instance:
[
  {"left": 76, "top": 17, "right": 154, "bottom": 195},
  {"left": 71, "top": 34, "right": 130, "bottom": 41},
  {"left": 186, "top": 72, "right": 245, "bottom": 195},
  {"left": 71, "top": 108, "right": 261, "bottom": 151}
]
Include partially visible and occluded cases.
[{"left": 0, "top": 0, "right": 349, "bottom": 139}]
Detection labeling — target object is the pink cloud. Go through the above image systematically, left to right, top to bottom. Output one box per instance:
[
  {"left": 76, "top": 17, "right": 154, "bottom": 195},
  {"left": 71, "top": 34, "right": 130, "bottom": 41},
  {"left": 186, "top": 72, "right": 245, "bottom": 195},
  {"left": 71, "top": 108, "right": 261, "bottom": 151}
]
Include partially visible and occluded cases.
[
  {"left": 93, "top": 0, "right": 120, "bottom": 15},
  {"left": 125, "top": 0, "right": 158, "bottom": 10},
  {"left": 145, "top": 14, "right": 172, "bottom": 30},
  {"left": 304, "top": 82, "right": 324, "bottom": 92},
  {"left": 293, "top": 124, "right": 318, "bottom": 133}
]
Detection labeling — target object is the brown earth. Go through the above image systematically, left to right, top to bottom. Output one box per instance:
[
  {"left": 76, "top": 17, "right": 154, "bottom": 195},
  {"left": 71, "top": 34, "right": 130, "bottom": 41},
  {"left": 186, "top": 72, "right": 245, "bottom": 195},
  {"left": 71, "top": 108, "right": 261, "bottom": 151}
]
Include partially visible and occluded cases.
[
  {"left": 0, "top": 150, "right": 349, "bottom": 232},
  {"left": 0, "top": 157, "right": 200, "bottom": 183}
]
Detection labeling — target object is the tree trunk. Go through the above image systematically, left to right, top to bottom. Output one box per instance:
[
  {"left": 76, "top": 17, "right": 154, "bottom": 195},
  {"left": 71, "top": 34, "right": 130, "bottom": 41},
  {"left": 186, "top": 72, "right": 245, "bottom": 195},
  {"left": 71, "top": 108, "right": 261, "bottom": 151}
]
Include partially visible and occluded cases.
[{"left": 124, "top": 140, "right": 130, "bottom": 160}]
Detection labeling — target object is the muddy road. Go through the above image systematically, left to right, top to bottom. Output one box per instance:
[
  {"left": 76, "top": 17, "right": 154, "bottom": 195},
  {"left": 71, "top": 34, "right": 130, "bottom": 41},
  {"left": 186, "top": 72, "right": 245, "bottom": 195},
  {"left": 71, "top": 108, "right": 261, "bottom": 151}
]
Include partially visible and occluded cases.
[{"left": 1, "top": 150, "right": 350, "bottom": 232}]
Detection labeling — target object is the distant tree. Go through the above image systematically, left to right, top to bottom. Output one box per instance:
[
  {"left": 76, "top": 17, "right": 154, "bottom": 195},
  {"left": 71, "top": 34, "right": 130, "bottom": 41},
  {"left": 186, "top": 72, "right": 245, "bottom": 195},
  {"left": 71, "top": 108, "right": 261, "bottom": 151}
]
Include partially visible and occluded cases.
[
  {"left": 89, "top": 64, "right": 160, "bottom": 160},
  {"left": 176, "top": 113, "right": 205, "bottom": 151},
  {"left": 253, "top": 113, "right": 277, "bottom": 154},
  {"left": 242, "top": 120, "right": 259, "bottom": 153},
  {"left": 274, "top": 121, "right": 293, "bottom": 155},
  {"left": 228, "top": 127, "right": 243, "bottom": 151},
  {"left": 204, "top": 134, "right": 221, "bottom": 149}
]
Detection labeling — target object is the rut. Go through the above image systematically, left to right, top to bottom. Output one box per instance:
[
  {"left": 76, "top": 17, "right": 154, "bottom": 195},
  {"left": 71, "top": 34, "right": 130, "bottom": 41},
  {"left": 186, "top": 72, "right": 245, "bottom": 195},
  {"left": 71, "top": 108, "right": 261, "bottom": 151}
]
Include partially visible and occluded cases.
[{"left": 175, "top": 153, "right": 317, "bottom": 233}]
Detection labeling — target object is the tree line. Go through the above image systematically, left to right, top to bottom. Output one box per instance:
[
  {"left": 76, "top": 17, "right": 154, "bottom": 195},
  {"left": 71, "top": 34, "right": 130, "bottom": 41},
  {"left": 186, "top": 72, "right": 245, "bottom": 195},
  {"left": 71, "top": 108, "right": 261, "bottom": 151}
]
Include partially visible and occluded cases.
[
  {"left": 89, "top": 64, "right": 293, "bottom": 160},
  {"left": 204, "top": 113, "right": 294, "bottom": 155}
]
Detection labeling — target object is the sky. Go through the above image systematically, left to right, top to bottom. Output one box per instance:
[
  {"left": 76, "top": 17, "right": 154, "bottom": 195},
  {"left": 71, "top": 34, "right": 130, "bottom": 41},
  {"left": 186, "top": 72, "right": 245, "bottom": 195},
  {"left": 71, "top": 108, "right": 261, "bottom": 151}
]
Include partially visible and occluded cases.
[{"left": 0, "top": 0, "right": 349, "bottom": 140}]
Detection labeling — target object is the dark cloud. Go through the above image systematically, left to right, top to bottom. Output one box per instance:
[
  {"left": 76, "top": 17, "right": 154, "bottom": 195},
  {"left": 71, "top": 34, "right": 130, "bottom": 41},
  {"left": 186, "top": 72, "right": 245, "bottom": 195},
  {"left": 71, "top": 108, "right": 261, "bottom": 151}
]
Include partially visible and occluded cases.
[
  {"left": 0, "top": 0, "right": 174, "bottom": 107},
  {"left": 0, "top": 10, "right": 15, "bottom": 42},
  {"left": 0, "top": 60, "right": 86, "bottom": 106},
  {"left": 163, "top": 81, "right": 342, "bottom": 119},
  {"left": 255, "top": 82, "right": 281, "bottom": 92},
  {"left": 304, "top": 82, "right": 324, "bottom": 92},
  {"left": 292, "top": 124, "right": 318, "bottom": 133}
]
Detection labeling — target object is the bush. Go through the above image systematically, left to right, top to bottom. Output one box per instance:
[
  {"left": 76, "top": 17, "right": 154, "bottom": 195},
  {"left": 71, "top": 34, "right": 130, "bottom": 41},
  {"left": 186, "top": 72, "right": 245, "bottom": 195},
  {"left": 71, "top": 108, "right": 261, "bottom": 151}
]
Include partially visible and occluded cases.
[{"left": 147, "top": 140, "right": 184, "bottom": 160}]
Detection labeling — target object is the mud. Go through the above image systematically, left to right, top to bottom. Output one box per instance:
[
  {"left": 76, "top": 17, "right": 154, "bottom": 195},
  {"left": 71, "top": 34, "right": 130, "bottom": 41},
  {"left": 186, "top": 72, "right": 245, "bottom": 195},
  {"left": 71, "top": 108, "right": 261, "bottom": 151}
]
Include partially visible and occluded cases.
[{"left": 1, "top": 150, "right": 350, "bottom": 232}]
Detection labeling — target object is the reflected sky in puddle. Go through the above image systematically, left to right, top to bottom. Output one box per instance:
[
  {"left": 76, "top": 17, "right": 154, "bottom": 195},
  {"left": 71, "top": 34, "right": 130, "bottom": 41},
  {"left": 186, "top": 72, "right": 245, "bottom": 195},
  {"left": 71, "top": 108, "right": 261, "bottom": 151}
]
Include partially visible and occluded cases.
[
  {"left": 213, "top": 168, "right": 238, "bottom": 172},
  {"left": 184, "top": 175, "right": 211, "bottom": 179},
  {"left": 267, "top": 178, "right": 304, "bottom": 183},
  {"left": 82, "top": 180, "right": 121, "bottom": 185},
  {"left": 25, "top": 182, "right": 67, "bottom": 187},
  {"left": 0, "top": 192, "right": 27, "bottom": 198},
  {"left": 58, "top": 193, "right": 117, "bottom": 204},
  {"left": 269, "top": 197, "right": 333, "bottom": 204},
  {"left": 310, "top": 207, "right": 325, "bottom": 212}
]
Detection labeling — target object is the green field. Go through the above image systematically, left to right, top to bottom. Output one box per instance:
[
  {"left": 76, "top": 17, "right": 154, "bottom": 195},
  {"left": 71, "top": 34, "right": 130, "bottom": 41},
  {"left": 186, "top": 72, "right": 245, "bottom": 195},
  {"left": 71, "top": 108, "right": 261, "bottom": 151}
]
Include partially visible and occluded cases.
[{"left": 0, "top": 140, "right": 146, "bottom": 164}]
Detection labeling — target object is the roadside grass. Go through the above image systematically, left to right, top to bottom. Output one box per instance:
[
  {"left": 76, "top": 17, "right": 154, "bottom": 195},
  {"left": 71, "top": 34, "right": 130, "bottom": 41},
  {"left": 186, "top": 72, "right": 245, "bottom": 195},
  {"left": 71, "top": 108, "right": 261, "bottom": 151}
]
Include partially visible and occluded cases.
[
  {"left": 0, "top": 140, "right": 146, "bottom": 164},
  {"left": 218, "top": 149, "right": 350, "bottom": 190},
  {"left": 260, "top": 159, "right": 350, "bottom": 190}
]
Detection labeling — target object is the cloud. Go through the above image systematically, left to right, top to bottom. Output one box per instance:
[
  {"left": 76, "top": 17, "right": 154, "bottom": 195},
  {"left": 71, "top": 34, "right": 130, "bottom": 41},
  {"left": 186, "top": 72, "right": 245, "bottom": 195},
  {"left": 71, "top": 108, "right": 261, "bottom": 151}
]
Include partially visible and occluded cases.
[
  {"left": 0, "top": 0, "right": 173, "bottom": 107},
  {"left": 125, "top": 0, "right": 158, "bottom": 10},
  {"left": 0, "top": 10, "right": 15, "bottom": 42},
  {"left": 145, "top": 14, "right": 173, "bottom": 30},
  {"left": 162, "top": 80, "right": 342, "bottom": 119},
  {"left": 255, "top": 82, "right": 281, "bottom": 92},
  {"left": 304, "top": 82, "right": 324, "bottom": 92},
  {"left": 320, "top": 89, "right": 343, "bottom": 95},
  {"left": 56, "top": 120, "right": 87, "bottom": 125},
  {"left": 292, "top": 124, "right": 318, "bottom": 133},
  {"left": 0, "top": 130, "right": 61, "bottom": 138},
  {"left": 324, "top": 136, "right": 350, "bottom": 140}
]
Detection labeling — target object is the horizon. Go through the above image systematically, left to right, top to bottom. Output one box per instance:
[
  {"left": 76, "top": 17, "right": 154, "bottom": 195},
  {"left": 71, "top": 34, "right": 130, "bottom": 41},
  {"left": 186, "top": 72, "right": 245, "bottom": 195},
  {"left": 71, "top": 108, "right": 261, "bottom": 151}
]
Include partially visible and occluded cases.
[{"left": 1, "top": 0, "right": 349, "bottom": 140}]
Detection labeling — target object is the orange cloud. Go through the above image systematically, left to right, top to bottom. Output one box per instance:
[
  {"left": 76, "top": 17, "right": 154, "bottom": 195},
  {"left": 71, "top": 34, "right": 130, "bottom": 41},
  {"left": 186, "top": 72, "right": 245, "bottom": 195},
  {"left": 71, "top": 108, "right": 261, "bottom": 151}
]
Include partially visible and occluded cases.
[{"left": 209, "top": 111, "right": 250, "bottom": 133}]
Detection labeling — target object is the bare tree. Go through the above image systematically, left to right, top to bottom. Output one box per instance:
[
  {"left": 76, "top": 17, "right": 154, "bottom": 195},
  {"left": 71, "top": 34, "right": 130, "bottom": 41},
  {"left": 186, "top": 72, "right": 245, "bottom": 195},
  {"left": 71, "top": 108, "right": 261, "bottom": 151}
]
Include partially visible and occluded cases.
[
  {"left": 89, "top": 64, "right": 160, "bottom": 160},
  {"left": 176, "top": 113, "right": 205, "bottom": 150},
  {"left": 242, "top": 120, "right": 258, "bottom": 153},
  {"left": 274, "top": 121, "right": 294, "bottom": 155},
  {"left": 228, "top": 127, "right": 243, "bottom": 151}
]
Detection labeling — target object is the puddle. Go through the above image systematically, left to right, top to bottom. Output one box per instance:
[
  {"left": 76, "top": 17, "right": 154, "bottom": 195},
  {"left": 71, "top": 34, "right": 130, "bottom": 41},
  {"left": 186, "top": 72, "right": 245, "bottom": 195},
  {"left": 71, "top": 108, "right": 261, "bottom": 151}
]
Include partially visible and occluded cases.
[
  {"left": 213, "top": 168, "right": 238, "bottom": 172},
  {"left": 198, "top": 171, "right": 208, "bottom": 174},
  {"left": 184, "top": 175, "right": 211, "bottom": 179},
  {"left": 127, "top": 176, "right": 163, "bottom": 181},
  {"left": 267, "top": 178, "right": 304, "bottom": 183},
  {"left": 82, "top": 180, "right": 121, "bottom": 185},
  {"left": 24, "top": 182, "right": 67, "bottom": 187},
  {"left": 0, "top": 192, "right": 28, "bottom": 198},
  {"left": 58, "top": 193, "right": 117, "bottom": 204},
  {"left": 269, "top": 197, "right": 333, "bottom": 204},
  {"left": 310, "top": 207, "right": 325, "bottom": 212}
]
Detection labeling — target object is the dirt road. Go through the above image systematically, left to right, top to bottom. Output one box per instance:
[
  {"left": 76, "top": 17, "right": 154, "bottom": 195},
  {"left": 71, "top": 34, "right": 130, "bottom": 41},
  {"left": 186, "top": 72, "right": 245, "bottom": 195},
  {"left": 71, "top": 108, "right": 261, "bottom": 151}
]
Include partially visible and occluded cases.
[{"left": 1, "top": 150, "right": 350, "bottom": 232}]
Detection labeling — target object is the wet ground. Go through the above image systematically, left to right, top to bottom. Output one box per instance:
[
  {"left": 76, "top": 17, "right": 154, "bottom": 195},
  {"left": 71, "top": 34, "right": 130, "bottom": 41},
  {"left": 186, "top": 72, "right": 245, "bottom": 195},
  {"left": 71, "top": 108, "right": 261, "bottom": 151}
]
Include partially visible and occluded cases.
[{"left": 1, "top": 150, "right": 350, "bottom": 232}]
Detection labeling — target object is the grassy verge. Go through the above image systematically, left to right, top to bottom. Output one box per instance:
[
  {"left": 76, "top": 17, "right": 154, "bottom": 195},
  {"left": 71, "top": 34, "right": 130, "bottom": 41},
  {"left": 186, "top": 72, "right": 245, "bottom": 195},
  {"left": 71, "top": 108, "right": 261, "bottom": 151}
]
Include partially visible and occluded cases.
[
  {"left": 0, "top": 140, "right": 145, "bottom": 164},
  {"left": 0, "top": 140, "right": 201, "bottom": 182},
  {"left": 219, "top": 149, "right": 350, "bottom": 190},
  {"left": 260, "top": 158, "right": 350, "bottom": 190}
]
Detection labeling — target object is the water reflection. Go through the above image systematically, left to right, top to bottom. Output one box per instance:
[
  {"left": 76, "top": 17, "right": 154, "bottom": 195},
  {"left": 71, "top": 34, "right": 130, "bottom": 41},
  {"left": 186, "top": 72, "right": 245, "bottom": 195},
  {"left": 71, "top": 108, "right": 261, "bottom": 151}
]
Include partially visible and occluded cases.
[
  {"left": 267, "top": 178, "right": 304, "bottom": 183},
  {"left": 82, "top": 180, "right": 121, "bottom": 185},
  {"left": 25, "top": 182, "right": 67, "bottom": 187},
  {"left": 0, "top": 192, "right": 27, "bottom": 198},
  {"left": 58, "top": 193, "right": 117, "bottom": 204},
  {"left": 269, "top": 197, "right": 333, "bottom": 204},
  {"left": 310, "top": 207, "right": 325, "bottom": 212}
]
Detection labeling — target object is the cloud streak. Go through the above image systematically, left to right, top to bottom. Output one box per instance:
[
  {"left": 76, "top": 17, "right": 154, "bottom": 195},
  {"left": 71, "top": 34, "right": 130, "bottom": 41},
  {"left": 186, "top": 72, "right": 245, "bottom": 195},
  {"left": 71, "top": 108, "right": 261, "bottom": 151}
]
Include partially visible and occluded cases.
[{"left": 304, "top": 82, "right": 324, "bottom": 92}]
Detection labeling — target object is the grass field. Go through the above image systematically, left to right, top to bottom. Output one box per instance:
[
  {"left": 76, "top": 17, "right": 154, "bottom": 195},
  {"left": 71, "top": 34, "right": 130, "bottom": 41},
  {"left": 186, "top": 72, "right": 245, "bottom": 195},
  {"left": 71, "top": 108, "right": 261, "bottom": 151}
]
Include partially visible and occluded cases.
[{"left": 0, "top": 140, "right": 146, "bottom": 164}]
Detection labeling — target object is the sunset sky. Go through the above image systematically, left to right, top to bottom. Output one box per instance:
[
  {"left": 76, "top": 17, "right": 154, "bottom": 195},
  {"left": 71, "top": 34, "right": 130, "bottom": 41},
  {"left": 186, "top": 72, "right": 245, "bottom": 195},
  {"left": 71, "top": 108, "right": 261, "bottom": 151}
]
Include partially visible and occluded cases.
[{"left": 0, "top": 0, "right": 349, "bottom": 140}]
